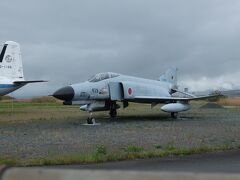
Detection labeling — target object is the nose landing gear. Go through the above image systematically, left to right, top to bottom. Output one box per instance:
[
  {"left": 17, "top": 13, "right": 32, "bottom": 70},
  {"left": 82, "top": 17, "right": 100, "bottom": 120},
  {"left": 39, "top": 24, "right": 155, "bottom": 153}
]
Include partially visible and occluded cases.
[
  {"left": 83, "top": 101, "right": 118, "bottom": 124},
  {"left": 85, "top": 112, "right": 100, "bottom": 125},
  {"left": 87, "top": 112, "right": 95, "bottom": 124}
]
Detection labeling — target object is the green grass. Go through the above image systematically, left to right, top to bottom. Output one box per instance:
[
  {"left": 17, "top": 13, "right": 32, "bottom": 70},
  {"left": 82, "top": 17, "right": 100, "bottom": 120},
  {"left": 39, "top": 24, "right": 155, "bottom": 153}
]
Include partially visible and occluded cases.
[
  {"left": 0, "top": 100, "right": 83, "bottom": 123},
  {"left": 0, "top": 144, "right": 238, "bottom": 166},
  {"left": 95, "top": 145, "right": 107, "bottom": 155},
  {"left": 123, "top": 145, "right": 144, "bottom": 153},
  {"left": 0, "top": 157, "right": 18, "bottom": 166}
]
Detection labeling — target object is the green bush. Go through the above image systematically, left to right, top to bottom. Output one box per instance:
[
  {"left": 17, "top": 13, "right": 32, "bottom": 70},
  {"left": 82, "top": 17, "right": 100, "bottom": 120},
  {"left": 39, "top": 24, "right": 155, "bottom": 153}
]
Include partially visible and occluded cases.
[
  {"left": 95, "top": 145, "right": 107, "bottom": 155},
  {"left": 124, "top": 145, "right": 144, "bottom": 153},
  {"left": 155, "top": 145, "right": 162, "bottom": 149},
  {"left": 164, "top": 145, "right": 177, "bottom": 151}
]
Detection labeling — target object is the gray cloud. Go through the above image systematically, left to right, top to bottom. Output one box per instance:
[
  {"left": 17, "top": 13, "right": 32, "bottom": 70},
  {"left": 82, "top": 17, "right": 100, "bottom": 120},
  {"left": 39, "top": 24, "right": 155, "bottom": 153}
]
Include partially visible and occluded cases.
[{"left": 1, "top": 0, "right": 240, "bottom": 97}]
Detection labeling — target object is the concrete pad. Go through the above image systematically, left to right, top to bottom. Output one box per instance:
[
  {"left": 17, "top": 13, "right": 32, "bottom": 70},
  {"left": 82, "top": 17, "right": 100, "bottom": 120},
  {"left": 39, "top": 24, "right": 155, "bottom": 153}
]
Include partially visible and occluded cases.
[
  {"left": 0, "top": 166, "right": 7, "bottom": 173},
  {"left": 0, "top": 166, "right": 7, "bottom": 178},
  {"left": 2, "top": 168, "right": 240, "bottom": 180}
]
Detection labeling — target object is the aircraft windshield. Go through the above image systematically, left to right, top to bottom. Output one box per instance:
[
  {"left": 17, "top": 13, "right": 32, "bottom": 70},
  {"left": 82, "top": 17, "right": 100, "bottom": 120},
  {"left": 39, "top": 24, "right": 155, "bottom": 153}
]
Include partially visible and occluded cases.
[{"left": 88, "top": 72, "right": 120, "bottom": 82}]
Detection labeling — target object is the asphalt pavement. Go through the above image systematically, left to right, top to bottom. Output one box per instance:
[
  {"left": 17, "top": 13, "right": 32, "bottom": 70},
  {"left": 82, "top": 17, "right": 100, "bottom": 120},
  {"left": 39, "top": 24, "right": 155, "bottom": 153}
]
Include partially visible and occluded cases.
[{"left": 54, "top": 150, "right": 240, "bottom": 173}]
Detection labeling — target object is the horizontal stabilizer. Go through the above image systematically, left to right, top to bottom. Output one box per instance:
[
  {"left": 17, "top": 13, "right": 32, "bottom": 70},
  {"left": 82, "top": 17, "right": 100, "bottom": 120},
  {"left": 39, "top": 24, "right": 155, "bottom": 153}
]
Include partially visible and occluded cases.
[{"left": 13, "top": 80, "right": 47, "bottom": 84}]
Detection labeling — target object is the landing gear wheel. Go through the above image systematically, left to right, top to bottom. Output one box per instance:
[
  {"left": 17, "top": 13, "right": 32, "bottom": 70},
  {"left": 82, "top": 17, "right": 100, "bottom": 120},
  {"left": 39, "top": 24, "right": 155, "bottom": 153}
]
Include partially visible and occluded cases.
[
  {"left": 110, "top": 109, "right": 117, "bottom": 118},
  {"left": 86, "top": 112, "right": 96, "bottom": 124},
  {"left": 171, "top": 112, "right": 178, "bottom": 119},
  {"left": 87, "top": 117, "right": 93, "bottom": 124}
]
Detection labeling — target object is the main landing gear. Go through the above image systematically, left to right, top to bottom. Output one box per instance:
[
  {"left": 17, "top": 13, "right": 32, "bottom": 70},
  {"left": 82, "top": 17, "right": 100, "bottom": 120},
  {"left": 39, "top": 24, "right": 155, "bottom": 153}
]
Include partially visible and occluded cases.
[
  {"left": 109, "top": 102, "right": 117, "bottom": 118},
  {"left": 110, "top": 109, "right": 117, "bottom": 118}
]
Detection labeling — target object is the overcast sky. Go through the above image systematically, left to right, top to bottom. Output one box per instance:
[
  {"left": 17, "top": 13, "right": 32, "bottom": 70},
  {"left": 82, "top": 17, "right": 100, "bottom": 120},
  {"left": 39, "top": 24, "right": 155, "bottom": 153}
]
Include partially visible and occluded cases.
[{"left": 1, "top": 0, "right": 240, "bottom": 97}]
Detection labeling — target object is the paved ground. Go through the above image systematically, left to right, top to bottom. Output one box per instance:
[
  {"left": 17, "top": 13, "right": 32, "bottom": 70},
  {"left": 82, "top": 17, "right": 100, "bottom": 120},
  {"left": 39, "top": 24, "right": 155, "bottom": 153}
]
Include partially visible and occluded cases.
[
  {"left": 1, "top": 105, "right": 240, "bottom": 160},
  {"left": 2, "top": 150, "right": 240, "bottom": 180},
  {"left": 55, "top": 150, "right": 240, "bottom": 173}
]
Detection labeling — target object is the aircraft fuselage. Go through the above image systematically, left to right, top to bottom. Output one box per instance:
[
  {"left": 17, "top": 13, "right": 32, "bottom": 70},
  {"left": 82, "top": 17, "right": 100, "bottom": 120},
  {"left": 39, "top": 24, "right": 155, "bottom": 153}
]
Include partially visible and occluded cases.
[{"left": 53, "top": 72, "right": 173, "bottom": 106}]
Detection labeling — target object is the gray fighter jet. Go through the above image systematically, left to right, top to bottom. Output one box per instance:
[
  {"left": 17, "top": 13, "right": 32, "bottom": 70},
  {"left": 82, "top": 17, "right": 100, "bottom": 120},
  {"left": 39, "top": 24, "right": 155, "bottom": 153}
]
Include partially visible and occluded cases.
[{"left": 53, "top": 68, "right": 220, "bottom": 123}]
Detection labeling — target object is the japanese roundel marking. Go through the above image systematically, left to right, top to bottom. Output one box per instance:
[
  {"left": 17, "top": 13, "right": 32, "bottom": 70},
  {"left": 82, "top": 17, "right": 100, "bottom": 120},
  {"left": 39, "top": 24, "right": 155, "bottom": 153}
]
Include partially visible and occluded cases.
[{"left": 128, "top": 87, "right": 133, "bottom": 95}]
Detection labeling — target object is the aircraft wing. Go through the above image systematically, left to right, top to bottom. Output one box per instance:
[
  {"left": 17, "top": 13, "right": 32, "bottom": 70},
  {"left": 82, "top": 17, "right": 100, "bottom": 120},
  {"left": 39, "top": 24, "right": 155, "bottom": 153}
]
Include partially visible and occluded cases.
[
  {"left": 13, "top": 80, "right": 47, "bottom": 84},
  {"left": 133, "top": 94, "right": 222, "bottom": 103}
]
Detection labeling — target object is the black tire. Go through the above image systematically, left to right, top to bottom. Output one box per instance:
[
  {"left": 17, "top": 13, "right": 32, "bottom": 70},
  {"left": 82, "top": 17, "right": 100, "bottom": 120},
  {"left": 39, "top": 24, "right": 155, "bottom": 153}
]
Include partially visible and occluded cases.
[
  {"left": 110, "top": 109, "right": 117, "bottom": 118},
  {"left": 171, "top": 112, "right": 178, "bottom": 119},
  {"left": 87, "top": 117, "right": 93, "bottom": 124}
]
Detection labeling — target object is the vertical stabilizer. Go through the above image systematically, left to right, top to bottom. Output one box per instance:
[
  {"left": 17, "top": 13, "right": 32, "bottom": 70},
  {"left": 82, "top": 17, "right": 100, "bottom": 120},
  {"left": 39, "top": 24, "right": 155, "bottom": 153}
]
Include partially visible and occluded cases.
[
  {"left": 0, "top": 41, "right": 24, "bottom": 79},
  {"left": 159, "top": 67, "right": 178, "bottom": 88}
]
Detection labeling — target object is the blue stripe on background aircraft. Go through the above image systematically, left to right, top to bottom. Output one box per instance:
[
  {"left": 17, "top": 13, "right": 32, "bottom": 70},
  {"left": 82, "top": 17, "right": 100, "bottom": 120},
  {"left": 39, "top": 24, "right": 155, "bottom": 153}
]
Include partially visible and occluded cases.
[
  {"left": 0, "top": 41, "right": 45, "bottom": 97},
  {"left": 53, "top": 68, "right": 221, "bottom": 124}
]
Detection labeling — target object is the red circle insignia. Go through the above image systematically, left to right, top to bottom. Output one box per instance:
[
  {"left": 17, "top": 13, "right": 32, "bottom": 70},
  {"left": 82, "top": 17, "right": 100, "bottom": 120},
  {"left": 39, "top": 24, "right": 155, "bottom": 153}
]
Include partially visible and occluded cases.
[{"left": 128, "top": 88, "right": 133, "bottom": 95}]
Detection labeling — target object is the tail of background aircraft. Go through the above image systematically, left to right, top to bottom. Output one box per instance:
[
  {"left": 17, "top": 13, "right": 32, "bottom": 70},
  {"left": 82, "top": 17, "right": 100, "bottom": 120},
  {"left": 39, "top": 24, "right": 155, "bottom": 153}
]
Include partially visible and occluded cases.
[
  {"left": 0, "top": 41, "right": 24, "bottom": 80},
  {"left": 0, "top": 41, "right": 45, "bottom": 85},
  {"left": 159, "top": 67, "right": 178, "bottom": 88}
]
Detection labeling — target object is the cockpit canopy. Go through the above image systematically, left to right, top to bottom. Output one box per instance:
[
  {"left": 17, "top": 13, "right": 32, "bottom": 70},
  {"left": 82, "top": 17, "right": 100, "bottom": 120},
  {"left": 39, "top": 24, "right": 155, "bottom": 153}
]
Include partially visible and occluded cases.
[{"left": 88, "top": 72, "right": 120, "bottom": 82}]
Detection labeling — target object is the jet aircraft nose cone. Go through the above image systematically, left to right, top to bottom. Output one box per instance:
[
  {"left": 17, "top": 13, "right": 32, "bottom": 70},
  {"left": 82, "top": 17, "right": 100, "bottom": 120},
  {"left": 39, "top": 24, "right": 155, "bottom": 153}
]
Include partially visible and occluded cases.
[{"left": 53, "top": 86, "right": 74, "bottom": 101}]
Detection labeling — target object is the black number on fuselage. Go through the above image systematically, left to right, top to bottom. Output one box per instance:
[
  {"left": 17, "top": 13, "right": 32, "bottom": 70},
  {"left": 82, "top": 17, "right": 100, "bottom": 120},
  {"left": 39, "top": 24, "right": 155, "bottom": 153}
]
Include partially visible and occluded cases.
[{"left": 92, "top": 88, "right": 98, "bottom": 94}]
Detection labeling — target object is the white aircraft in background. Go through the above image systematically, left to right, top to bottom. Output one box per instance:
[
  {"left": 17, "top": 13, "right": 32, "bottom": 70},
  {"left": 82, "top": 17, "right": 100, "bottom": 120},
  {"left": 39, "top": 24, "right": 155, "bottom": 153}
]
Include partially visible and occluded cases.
[
  {"left": 0, "top": 41, "right": 45, "bottom": 96},
  {"left": 53, "top": 68, "right": 221, "bottom": 124}
]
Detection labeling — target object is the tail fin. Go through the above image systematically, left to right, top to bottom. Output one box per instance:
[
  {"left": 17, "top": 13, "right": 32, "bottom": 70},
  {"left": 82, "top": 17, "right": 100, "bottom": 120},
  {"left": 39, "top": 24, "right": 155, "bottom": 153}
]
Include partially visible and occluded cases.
[
  {"left": 0, "top": 41, "right": 24, "bottom": 79},
  {"left": 159, "top": 67, "right": 178, "bottom": 88}
]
